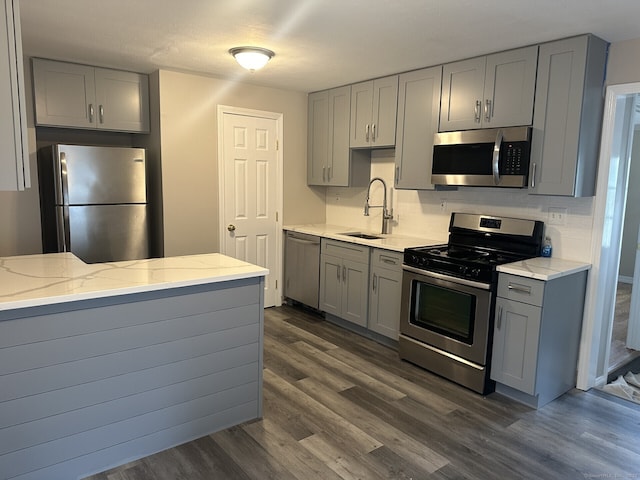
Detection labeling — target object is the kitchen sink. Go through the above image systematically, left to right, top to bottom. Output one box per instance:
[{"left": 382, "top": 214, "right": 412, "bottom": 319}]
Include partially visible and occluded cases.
[{"left": 339, "top": 232, "right": 383, "bottom": 240}]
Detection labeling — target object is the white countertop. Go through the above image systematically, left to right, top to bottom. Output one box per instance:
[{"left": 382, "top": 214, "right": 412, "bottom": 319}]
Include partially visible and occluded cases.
[
  {"left": 283, "top": 223, "right": 442, "bottom": 252},
  {"left": 0, "top": 252, "right": 268, "bottom": 312},
  {"left": 497, "top": 256, "right": 591, "bottom": 281}
]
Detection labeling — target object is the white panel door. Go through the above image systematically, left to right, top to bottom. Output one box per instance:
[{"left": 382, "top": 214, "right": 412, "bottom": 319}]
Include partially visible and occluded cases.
[{"left": 222, "top": 112, "right": 279, "bottom": 307}]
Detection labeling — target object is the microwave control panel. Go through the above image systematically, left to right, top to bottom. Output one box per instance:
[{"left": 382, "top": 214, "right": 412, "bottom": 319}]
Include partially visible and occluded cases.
[{"left": 501, "top": 142, "right": 529, "bottom": 175}]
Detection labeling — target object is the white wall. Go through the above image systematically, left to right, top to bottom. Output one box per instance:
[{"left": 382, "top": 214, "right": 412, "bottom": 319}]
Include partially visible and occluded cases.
[
  {"left": 157, "top": 69, "right": 325, "bottom": 257},
  {"left": 326, "top": 150, "right": 595, "bottom": 261}
]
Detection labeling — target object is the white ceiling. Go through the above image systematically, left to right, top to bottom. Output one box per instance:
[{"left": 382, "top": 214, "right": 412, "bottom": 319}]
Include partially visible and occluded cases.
[{"left": 18, "top": 0, "right": 640, "bottom": 93}]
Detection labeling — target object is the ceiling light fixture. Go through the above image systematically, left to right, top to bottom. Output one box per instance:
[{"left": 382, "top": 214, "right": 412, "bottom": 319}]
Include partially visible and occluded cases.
[{"left": 229, "top": 46, "right": 275, "bottom": 72}]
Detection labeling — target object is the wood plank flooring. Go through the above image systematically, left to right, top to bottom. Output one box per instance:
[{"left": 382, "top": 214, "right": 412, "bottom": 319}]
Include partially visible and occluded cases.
[{"left": 85, "top": 305, "right": 640, "bottom": 480}]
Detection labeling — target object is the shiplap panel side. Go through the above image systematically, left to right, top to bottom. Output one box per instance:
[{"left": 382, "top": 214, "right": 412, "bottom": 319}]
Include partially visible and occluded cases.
[
  {"left": 0, "top": 278, "right": 264, "bottom": 480},
  {"left": 0, "top": 280, "right": 259, "bottom": 347},
  {"left": 0, "top": 343, "right": 258, "bottom": 428}
]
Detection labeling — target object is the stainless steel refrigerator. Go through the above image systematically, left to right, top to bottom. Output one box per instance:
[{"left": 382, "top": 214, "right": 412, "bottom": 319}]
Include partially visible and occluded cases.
[{"left": 37, "top": 144, "right": 150, "bottom": 264}]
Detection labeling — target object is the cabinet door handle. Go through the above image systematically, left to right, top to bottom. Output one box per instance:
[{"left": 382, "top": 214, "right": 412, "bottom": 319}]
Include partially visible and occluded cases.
[
  {"left": 485, "top": 99, "right": 492, "bottom": 122},
  {"left": 474, "top": 100, "right": 481, "bottom": 123},
  {"left": 88, "top": 104, "right": 94, "bottom": 123},
  {"left": 99, "top": 105, "right": 104, "bottom": 124},
  {"left": 372, "top": 123, "right": 376, "bottom": 142},
  {"left": 365, "top": 124, "right": 370, "bottom": 142},
  {"left": 531, "top": 163, "right": 536, "bottom": 189},
  {"left": 327, "top": 165, "right": 331, "bottom": 180},
  {"left": 395, "top": 165, "right": 400, "bottom": 184},
  {"left": 323, "top": 166, "right": 326, "bottom": 182},
  {"left": 342, "top": 265, "right": 346, "bottom": 282},
  {"left": 337, "top": 266, "right": 341, "bottom": 282},
  {"left": 372, "top": 273, "right": 377, "bottom": 292},
  {"left": 508, "top": 283, "right": 532, "bottom": 295},
  {"left": 497, "top": 305, "right": 503, "bottom": 330}
]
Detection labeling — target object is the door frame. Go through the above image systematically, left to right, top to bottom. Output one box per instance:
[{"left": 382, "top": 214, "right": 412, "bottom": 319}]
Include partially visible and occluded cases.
[
  {"left": 578, "top": 82, "right": 639, "bottom": 389},
  {"left": 217, "top": 105, "right": 284, "bottom": 307}
]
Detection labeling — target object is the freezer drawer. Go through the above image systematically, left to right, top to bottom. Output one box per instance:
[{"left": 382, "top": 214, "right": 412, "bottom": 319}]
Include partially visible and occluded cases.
[{"left": 64, "top": 204, "right": 149, "bottom": 263}]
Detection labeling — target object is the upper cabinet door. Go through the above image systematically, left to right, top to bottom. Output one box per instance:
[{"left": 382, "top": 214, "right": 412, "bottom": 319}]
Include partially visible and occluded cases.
[
  {"left": 0, "top": 0, "right": 30, "bottom": 191},
  {"left": 529, "top": 35, "right": 608, "bottom": 197},
  {"left": 440, "top": 46, "right": 538, "bottom": 131},
  {"left": 484, "top": 46, "right": 538, "bottom": 128},
  {"left": 440, "top": 56, "right": 486, "bottom": 131},
  {"left": 32, "top": 58, "right": 150, "bottom": 133},
  {"left": 32, "top": 59, "right": 96, "bottom": 129},
  {"left": 394, "top": 66, "right": 442, "bottom": 190},
  {"left": 95, "top": 68, "right": 150, "bottom": 133},
  {"left": 350, "top": 75, "right": 398, "bottom": 148},
  {"left": 371, "top": 75, "right": 398, "bottom": 147},
  {"left": 350, "top": 80, "right": 374, "bottom": 148},
  {"left": 327, "top": 85, "right": 351, "bottom": 186},
  {"left": 307, "top": 90, "right": 329, "bottom": 185}
]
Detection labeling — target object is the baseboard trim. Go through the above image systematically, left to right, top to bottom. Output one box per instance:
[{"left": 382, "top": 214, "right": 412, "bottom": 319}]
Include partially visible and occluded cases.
[{"left": 619, "top": 275, "right": 634, "bottom": 284}]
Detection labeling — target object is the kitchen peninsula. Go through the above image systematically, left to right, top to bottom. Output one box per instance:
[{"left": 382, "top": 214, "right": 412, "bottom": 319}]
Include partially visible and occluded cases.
[{"left": 0, "top": 253, "right": 268, "bottom": 480}]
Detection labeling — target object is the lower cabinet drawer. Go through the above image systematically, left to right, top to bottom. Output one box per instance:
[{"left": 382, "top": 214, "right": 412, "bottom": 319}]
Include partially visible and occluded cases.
[{"left": 497, "top": 273, "right": 545, "bottom": 306}]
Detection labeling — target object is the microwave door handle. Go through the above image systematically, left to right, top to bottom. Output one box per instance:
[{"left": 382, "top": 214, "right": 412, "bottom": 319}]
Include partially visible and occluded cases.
[{"left": 493, "top": 128, "right": 503, "bottom": 185}]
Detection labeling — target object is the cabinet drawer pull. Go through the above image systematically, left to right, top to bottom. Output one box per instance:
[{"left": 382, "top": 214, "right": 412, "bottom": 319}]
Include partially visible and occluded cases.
[
  {"left": 382, "top": 257, "right": 398, "bottom": 265},
  {"left": 508, "top": 283, "right": 532, "bottom": 295}
]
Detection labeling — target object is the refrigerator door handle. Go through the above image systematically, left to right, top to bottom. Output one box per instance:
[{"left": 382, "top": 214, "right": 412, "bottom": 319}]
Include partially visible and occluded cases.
[
  {"left": 58, "top": 151, "right": 69, "bottom": 206},
  {"left": 57, "top": 206, "right": 70, "bottom": 252}
]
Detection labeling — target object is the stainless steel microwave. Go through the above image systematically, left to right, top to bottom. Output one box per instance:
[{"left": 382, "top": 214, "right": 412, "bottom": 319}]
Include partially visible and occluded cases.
[{"left": 431, "top": 126, "right": 532, "bottom": 187}]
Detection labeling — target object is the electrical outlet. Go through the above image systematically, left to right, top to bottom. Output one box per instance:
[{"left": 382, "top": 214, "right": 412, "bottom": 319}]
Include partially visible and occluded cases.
[{"left": 548, "top": 206, "right": 567, "bottom": 225}]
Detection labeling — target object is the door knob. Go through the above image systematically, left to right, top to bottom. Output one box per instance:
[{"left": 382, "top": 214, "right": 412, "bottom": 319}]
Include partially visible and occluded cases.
[{"left": 227, "top": 224, "right": 236, "bottom": 232}]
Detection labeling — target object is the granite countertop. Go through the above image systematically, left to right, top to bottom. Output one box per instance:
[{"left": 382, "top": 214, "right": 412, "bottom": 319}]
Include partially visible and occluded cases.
[
  {"left": 284, "top": 223, "right": 442, "bottom": 252},
  {"left": 0, "top": 252, "right": 269, "bottom": 312},
  {"left": 497, "top": 256, "right": 591, "bottom": 281}
]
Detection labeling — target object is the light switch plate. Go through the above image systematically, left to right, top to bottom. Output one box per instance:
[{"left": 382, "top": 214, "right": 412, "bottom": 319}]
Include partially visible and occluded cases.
[{"left": 548, "top": 206, "right": 567, "bottom": 225}]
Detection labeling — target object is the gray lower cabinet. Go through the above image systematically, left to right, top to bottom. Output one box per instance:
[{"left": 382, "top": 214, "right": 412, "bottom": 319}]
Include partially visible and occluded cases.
[
  {"left": 0, "top": 0, "right": 29, "bottom": 191},
  {"left": 529, "top": 34, "right": 608, "bottom": 196},
  {"left": 32, "top": 58, "right": 150, "bottom": 133},
  {"left": 394, "top": 66, "right": 442, "bottom": 190},
  {"left": 319, "top": 239, "right": 370, "bottom": 327},
  {"left": 368, "top": 249, "right": 403, "bottom": 339},
  {"left": 491, "top": 271, "right": 588, "bottom": 408}
]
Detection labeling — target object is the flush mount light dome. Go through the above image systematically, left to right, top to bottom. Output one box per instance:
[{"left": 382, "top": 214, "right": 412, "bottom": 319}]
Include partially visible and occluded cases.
[{"left": 229, "top": 46, "right": 275, "bottom": 71}]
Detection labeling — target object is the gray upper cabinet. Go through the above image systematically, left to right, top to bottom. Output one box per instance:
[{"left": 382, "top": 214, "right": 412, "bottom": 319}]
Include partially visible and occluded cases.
[
  {"left": 0, "top": 0, "right": 30, "bottom": 191},
  {"left": 529, "top": 35, "right": 608, "bottom": 197},
  {"left": 440, "top": 46, "right": 538, "bottom": 131},
  {"left": 32, "top": 58, "right": 150, "bottom": 133},
  {"left": 394, "top": 66, "right": 442, "bottom": 190},
  {"left": 350, "top": 75, "right": 398, "bottom": 148},
  {"left": 307, "top": 86, "right": 369, "bottom": 187}
]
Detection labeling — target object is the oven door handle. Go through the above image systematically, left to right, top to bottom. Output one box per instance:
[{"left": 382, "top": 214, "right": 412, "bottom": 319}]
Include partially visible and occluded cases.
[{"left": 402, "top": 265, "right": 492, "bottom": 291}]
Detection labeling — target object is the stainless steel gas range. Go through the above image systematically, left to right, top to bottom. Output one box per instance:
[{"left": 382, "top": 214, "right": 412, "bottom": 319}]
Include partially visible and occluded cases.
[{"left": 399, "top": 212, "right": 544, "bottom": 394}]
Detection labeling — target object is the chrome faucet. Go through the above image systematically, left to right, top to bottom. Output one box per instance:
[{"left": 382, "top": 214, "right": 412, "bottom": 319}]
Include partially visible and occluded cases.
[{"left": 364, "top": 177, "right": 393, "bottom": 234}]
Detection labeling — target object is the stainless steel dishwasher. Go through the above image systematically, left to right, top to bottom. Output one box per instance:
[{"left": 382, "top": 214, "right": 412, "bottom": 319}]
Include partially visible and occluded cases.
[{"left": 284, "top": 231, "right": 320, "bottom": 309}]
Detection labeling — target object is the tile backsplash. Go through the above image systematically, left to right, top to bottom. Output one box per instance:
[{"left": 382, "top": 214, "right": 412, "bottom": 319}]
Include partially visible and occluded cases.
[{"left": 325, "top": 150, "right": 595, "bottom": 262}]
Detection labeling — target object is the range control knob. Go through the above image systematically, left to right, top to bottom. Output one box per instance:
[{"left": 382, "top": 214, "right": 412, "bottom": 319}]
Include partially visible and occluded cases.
[
  {"left": 458, "top": 265, "right": 468, "bottom": 275},
  {"left": 470, "top": 268, "right": 481, "bottom": 278}
]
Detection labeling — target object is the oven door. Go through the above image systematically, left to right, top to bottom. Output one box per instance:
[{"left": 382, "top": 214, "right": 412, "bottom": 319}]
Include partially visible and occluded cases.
[{"left": 399, "top": 265, "right": 493, "bottom": 366}]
